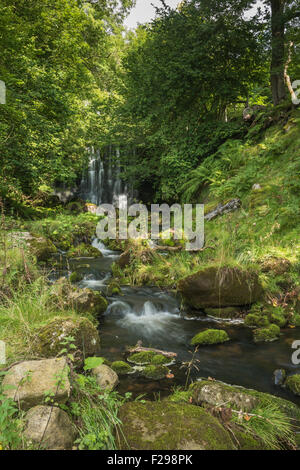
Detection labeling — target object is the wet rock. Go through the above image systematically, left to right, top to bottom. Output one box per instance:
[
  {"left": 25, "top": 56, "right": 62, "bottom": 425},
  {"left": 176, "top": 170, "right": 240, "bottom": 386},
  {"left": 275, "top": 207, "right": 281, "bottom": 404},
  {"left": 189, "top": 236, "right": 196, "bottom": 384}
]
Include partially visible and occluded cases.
[
  {"left": 178, "top": 266, "right": 263, "bottom": 309},
  {"left": 33, "top": 317, "right": 100, "bottom": 361},
  {"left": 191, "top": 329, "right": 230, "bottom": 346},
  {"left": 2, "top": 358, "right": 70, "bottom": 410},
  {"left": 92, "top": 364, "right": 119, "bottom": 391},
  {"left": 273, "top": 369, "right": 286, "bottom": 386},
  {"left": 285, "top": 375, "right": 300, "bottom": 396},
  {"left": 118, "top": 401, "right": 235, "bottom": 450},
  {"left": 25, "top": 405, "right": 76, "bottom": 450}
]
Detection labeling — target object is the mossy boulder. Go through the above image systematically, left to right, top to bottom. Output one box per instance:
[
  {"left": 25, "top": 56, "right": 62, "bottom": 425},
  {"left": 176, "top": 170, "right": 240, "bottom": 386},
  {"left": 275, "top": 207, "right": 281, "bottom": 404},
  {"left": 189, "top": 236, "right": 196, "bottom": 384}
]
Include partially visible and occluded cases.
[
  {"left": 27, "top": 236, "right": 57, "bottom": 262},
  {"left": 67, "top": 243, "right": 102, "bottom": 258},
  {"left": 178, "top": 266, "right": 263, "bottom": 309},
  {"left": 69, "top": 271, "right": 84, "bottom": 283},
  {"left": 50, "top": 280, "right": 108, "bottom": 316},
  {"left": 69, "top": 288, "right": 108, "bottom": 316},
  {"left": 204, "top": 307, "right": 242, "bottom": 319},
  {"left": 244, "top": 313, "right": 270, "bottom": 328},
  {"left": 33, "top": 317, "right": 100, "bottom": 361},
  {"left": 253, "top": 324, "right": 280, "bottom": 342},
  {"left": 191, "top": 329, "right": 230, "bottom": 346},
  {"left": 111, "top": 361, "right": 133, "bottom": 375},
  {"left": 142, "top": 365, "right": 169, "bottom": 380},
  {"left": 285, "top": 375, "right": 300, "bottom": 396},
  {"left": 190, "top": 380, "right": 300, "bottom": 421},
  {"left": 118, "top": 402, "right": 235, "bottom": 450}
]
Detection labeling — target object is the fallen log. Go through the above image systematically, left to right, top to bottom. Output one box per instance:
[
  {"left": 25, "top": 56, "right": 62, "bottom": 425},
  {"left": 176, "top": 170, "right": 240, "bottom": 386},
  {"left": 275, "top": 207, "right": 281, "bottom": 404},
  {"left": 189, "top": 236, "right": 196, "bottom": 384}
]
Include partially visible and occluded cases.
[
  {"left": 205, "top": 198, "right": 241, "bottom": 221},
  {"left": 127, "top": 341, "right": 177, "bottom": 358}
]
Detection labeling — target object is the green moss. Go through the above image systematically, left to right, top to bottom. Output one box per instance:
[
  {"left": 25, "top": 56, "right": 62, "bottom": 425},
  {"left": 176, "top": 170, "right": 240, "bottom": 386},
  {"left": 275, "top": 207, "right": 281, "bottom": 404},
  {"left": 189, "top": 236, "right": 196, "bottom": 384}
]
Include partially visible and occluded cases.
[
  {"left": 27, "top": 237, "right": 57, "bottom": 262},
  {"left": 67, "top": 243, "right": 102, "bottom": 258},
  {"left": 69, "top": 271, "right": 84, "bottom": 283},
  {"left": 244, "top": 313, "right": 270, "bottom": 328},
  {"left": 289, "top": 314, "right": 300, "bottom": 327},
  {"left": 33, "top": 316, "right": 100, "bottom": 361},
  {"left": 253, "top": 324, "right": 280, "bottom": 342},
  {"left": 191, "top": 329, "right": 230, "bottom": 346},
  {"left": 127, "top": 351, "right": 157, "bottom": 365},
  {"left": 151, "top": 354, "right": 171, "bottom": 365},
  {"left": 111, "top": 361, "right": 133, "bottom": 375},
  {"left": 142, "top": 365, "right": 169, "bottom": 380},
  {"left": 285, "top": 375, "right": 300, "bottom": 396},
  {"left": 167, "top": 389, "right": 191, "bottom": 403},
  {"left": 118, "top": 402, "right": 235, "bottom": 450},
  {"left": 234, "top": 430, "right": 269, "bottom": 450}
]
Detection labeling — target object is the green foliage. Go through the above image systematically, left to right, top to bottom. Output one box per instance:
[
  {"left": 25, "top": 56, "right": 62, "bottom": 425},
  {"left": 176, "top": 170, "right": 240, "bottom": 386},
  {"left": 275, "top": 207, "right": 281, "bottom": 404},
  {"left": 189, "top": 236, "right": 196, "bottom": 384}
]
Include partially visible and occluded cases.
[
  {"left": 83, "top": 357, "right": 105, "bottom": 372},
  {"left": 0, "top": 373, "right": 23, "bottom": 450},
  {"left": 72, "top": 373, "right": 131, "bottom": 450},
  {"left": 233, "top": 403, "right": 296, "bottom": 450}
]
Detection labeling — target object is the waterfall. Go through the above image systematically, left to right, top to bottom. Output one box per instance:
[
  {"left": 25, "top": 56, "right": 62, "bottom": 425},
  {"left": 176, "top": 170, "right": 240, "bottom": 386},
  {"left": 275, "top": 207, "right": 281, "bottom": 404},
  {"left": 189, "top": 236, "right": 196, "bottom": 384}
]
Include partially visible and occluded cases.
[{"left": 80, "top": 145, "right": 134, "bottom": 207}]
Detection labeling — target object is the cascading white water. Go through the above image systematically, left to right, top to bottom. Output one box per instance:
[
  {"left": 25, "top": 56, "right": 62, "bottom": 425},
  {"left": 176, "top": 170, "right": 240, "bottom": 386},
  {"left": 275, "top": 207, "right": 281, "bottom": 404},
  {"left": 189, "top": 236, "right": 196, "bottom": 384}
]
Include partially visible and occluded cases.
[
  {"left": 80, "top": 145, "right": 134, "bottom": 207},
  {"left": 106, "top": 299, "right": 185, "bottom": 341}
]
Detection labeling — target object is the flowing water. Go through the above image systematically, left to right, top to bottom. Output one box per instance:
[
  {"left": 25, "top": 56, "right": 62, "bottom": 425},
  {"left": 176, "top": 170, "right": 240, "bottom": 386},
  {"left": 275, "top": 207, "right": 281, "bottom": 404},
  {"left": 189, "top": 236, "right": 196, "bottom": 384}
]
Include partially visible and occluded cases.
[
  {"left": 73, "top": 147, "right": 300, "bottom": 402},
  {"left": 57, "top": 244, "right": 300, "bottom": 404}
]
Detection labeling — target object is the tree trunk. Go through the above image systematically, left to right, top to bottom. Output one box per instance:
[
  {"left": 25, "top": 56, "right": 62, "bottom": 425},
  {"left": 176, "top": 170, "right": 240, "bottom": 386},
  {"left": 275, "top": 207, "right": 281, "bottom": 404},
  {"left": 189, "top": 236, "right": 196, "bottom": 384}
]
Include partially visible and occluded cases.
[{"left": 270, "top": 0, "right": 286, "bottom": 105}]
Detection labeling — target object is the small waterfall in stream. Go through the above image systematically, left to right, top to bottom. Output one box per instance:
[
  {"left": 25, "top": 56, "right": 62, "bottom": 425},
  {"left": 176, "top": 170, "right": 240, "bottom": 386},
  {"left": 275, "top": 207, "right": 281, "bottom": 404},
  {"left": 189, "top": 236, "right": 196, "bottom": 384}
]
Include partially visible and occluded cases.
[{"left": 79, "top": 145, "right": 135, "bottom": 206}]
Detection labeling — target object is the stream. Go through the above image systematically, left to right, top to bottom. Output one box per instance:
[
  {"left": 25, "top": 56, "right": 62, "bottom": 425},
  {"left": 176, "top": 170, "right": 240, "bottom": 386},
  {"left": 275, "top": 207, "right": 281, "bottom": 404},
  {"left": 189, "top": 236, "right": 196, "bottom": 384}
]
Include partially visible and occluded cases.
[{"left": 53, "top": 240, "right": 300, "bottom": 405}]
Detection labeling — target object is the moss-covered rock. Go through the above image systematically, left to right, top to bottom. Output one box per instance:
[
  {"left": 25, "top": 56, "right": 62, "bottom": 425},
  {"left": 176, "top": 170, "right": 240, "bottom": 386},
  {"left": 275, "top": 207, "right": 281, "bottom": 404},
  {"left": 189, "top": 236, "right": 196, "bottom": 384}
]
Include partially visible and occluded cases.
[
  {"left": 27, "top": 236, "right": 57, "bottom": 262},
  {"left": 67, "top": 243, "right": 102, "bottom": 258},
  {"left": 178, "top": 266, "right": 263, "bottom": 309},
  {"left": 69, "top": 271, "right": 84, "bottom": 283},
  {"left": 50, "top": 280, "right": 108, "bottom": 316},
  {"left": 69, "top": 288, "right": 108, "bottom": 316},
  {"left": 204, "top": 307, "right": 242, "bottom": 319},
  {"left": 244, "top": 313, "right": 270, "bottom": 328},
  {"left": 289, "top": 314, "right": 300, "bottom": 327},
  {"left": 33, "top": 316, "right": 100, "bottom": 361},
  {"left": 253, "top": 324, "right": 280, "bottom": 342},
  {"left": 191, "top": 329, "right": 230, "bottom": 346},
  {"left": 127, "top": 351, "right": 158, "bottom": 365},
  {"left": 111, "top": 361, "right": 133, "bottom": 375},
  {"left": 142, "top": 365, "right": 169, "bottom": 380},
  {"left": 285, "top": 375, "right": 300, "bottom": 396},
  {"left": 190, "top": 380, "right": 300, "bottom": 421},
  {"left": 118, "top": 402, "right": 235, "bottom": 450}
]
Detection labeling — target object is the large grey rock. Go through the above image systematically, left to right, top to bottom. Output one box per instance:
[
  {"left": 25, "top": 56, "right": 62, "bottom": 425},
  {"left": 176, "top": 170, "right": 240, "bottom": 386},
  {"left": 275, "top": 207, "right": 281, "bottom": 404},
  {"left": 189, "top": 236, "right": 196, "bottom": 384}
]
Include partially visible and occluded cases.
[
  {"left": 178, "top": 266, "right": 263, "bottom": 309},
  {"left": 2, "top": 358, "right": 70, "bottom": 410},
  {"left": 92, "top": 364, "right": 119, "bottom": 391},
  {"left": 25, "top": 405, "right": 76, "bottom": 450}
]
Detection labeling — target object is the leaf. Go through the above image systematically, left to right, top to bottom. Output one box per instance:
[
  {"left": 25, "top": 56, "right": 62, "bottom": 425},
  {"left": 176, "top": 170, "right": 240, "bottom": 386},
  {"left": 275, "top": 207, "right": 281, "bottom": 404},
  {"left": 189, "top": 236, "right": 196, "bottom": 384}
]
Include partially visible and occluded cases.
[{"left": 83, "top": 357, "right": 105, "bottom": 371}]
